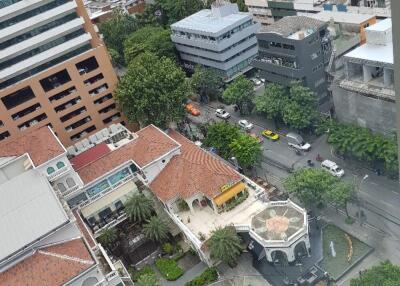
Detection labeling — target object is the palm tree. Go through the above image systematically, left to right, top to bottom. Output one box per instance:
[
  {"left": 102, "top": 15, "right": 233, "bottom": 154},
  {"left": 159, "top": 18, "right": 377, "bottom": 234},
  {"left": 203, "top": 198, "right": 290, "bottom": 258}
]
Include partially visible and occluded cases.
[
  {"left": 125, "top": 194, "right": 154, "bottom": 223},
  {"left": 143, "top": 216, "right": 168, "bottom": 242},
  {"left": 208, "top": 226, "right": 243, "bottom": 267},
  {"left": 98, "top": 227, "right": 117, "bottom": 249},
  {"left": 138, "top": 273, "right": 159, "bottom": 286}
]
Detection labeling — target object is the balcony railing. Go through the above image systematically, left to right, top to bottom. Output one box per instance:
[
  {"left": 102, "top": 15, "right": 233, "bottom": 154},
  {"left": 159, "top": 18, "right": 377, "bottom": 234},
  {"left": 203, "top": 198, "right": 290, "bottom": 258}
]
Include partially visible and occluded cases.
[
  {"left": 47, "top": 165, "right": 70, "bottom": 181},
  {"left": 61, "top": 184, "right": 80, "bottom": 197}
]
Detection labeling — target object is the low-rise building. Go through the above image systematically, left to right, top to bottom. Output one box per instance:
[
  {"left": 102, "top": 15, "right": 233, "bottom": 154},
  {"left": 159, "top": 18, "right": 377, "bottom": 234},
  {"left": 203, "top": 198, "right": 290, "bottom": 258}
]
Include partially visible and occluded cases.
[
  {"left": 170, "top": 1, "right": 261, "bottom": 82},
  {"left": 252, "top": 16, "right": 332, "bottom": 107},
  {"left": 332, "top": 18, "right": 395, "bottom": 134}
]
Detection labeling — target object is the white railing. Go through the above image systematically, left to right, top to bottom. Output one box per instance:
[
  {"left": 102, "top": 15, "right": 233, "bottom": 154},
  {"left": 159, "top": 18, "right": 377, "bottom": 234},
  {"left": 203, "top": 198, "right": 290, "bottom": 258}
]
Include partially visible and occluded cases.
[
  {"left": 47, "top": 166, "right": 70, "bottom": 181},
  {"left": 62, "top": 184, "right": 81, "bottom": 197},
  {"left": 168, "top": 212, "right": 202, "bottom": 248},
  {"left": 94, "top": 213, "right": 128, "bottom": 237}
]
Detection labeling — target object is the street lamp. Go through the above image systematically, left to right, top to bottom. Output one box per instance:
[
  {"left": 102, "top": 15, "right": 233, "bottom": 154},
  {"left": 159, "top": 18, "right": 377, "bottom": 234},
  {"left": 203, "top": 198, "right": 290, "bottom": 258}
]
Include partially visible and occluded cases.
[{"left": 356, "top": 174, "right": 369, "bottom": 226}]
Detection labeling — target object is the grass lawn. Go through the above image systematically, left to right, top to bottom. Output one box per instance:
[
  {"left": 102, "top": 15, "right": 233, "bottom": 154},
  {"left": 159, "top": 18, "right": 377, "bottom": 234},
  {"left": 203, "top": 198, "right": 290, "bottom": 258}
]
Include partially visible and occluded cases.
[{"left": 318, "top": 224, "right": 372, "bottom": 280}]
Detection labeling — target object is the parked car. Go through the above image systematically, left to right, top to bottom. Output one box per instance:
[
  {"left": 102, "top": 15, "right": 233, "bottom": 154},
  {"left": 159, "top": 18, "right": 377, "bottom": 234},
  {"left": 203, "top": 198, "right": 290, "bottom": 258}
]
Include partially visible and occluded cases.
[
  {"left": 251, "top": 78, "right": 262, "bottom": 86},
  {"left": 186, "top": 103, "right": 200, "bottom": 116},
  {"left": 215, "top": 108, "right": 230, "bottom": 119},
  {"left": 238, "top": 119, "right": 254, "bottom": 130},
  {"left": 261, "top": 129, "right": 279, "bottom": 141},
  {"left": 286, "top": 132, "right": 311, "bottom": 151},
  {"left": 249, "top": 133, "right": 264, "bottom": 144},
  {"left": 321, "top": 159, "right": 345, "bottom": 177}
]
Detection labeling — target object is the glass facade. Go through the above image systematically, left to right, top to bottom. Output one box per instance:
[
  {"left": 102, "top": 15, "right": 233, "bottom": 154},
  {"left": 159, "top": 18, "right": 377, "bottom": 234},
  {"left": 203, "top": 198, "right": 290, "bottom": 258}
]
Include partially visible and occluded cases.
[
  {"left": 0, "top": 0, "right": 70, "bottom": 30},
  {"left": 0, "top": 0, "right": 22, "bottom": 9},
  {"left": 108, "top": 167, "right": 130, "bottom": 185},
  {"left": 86, "top": 179, "right": 110, "bottom": 197}
]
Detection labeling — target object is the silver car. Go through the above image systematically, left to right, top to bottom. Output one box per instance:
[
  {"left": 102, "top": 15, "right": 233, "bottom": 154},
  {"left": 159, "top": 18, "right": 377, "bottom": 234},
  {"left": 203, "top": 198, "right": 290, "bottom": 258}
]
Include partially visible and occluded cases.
[{"left": 238, "top": 119, "right": 254, "bottom": 130}]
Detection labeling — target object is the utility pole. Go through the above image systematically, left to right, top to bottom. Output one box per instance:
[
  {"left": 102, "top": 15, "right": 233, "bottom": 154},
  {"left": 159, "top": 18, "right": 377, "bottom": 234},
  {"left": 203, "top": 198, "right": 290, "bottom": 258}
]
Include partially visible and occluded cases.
[{"left": 392, "top": 0, "right": 400, "bottom": 180}]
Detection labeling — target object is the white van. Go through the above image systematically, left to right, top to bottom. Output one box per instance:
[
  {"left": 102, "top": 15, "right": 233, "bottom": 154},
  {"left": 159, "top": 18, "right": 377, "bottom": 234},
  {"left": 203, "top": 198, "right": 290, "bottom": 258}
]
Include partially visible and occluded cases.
[
  {"left": 286, "top": 132, "right": 311, "bottom": 151},
  {"left": 321, "top": 160, "right": 345, "bottom": 177}
]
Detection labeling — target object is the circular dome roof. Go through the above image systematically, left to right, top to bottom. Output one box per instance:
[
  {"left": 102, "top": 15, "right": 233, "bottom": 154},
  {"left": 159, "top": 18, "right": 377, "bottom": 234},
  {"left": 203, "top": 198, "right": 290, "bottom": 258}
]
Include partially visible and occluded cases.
[{"left": 251, "top": 201, "right": 306, "bottom": 242}]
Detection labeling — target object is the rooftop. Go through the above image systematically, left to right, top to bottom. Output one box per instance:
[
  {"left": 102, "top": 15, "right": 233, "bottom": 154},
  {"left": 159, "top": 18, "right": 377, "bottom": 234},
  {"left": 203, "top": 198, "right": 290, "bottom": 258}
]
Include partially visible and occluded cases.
[
  {"left": 171, "top": 3, "right": 251, "bottom": 35},
  {"left": 307, "top": 11, "right": 375, "bottom": 25},
  {"left": 260, "top": 16, "right": 325, "bottom": 38},
  {"left": 366, "top": 18, "right": 391, "bottom": 32},
  {"left": 344, "top": 41, "right": 393, "bottom": 64},
  {"left": 76, "top": 125, "right": 180, "bottom": 184},
  {"left": 0, "top": 126, "right": 65, "bottom": 166},
  {"left": 149, "top": 130, "right": 242, "bottom": 202},
  {"left": 70, "top": 143, "right": 111, "bottom": 170},
  {"left": 0, "top": 169, "right": 69, "bottom": 261},
  {"left": 0, "top": 238, "right": 95, "bottom": 286}
]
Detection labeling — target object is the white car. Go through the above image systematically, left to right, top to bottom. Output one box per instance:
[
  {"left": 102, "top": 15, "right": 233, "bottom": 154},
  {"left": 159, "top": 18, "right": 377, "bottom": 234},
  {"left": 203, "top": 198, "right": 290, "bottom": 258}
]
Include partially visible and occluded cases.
[
  {"left": 251, "top": 78, "right": 262, "bottom": 86},
  {"left": 215, "top": 109, "right": 231, "bottom": 119},
  {"left": 238, "top": 119, "right": 254, "bottom": 130},
  {"left": 321, "top": 160, "right": 345, "bottom": 178}
]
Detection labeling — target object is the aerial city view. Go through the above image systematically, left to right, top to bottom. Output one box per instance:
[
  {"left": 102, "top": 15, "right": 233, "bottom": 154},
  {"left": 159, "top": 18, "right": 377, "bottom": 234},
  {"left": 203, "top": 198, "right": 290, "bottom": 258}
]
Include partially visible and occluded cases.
[{"left": 0, "top": 0, "right": 399, "bottom": 285}]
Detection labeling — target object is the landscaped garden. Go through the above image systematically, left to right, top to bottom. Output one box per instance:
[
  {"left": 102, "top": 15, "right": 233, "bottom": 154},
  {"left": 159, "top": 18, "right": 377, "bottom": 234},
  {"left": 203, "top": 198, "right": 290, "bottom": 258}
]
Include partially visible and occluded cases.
[{"left": 318, "top": 224, "right": 372, "bottom": 280}]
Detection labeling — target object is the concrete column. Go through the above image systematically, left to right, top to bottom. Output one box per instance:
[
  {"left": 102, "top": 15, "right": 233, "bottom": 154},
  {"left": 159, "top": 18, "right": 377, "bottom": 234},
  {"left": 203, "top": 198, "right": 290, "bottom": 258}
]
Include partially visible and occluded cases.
[
  {"left": 392, "top": 0, "right": 400, "bottom": 181},
  {"left": 363, "top": 65, "right": 373, "bottom": 82},
  {"left": 383, "top": 68, "right": 393, "bottom": 87},
  {"left": 185, "top": 199, "right": 195, "bottom": 214}
]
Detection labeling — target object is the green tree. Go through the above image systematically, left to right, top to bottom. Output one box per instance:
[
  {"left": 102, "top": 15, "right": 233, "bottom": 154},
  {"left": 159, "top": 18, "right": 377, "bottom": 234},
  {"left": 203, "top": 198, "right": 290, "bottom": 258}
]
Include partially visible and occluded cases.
[
  {"left": 158, "top": 0, "right": 204, "bottom": 24},
  {"left": 230, "top": 0, "right": 248, "bottom": 11},
  {"left": 136, "top": 4, "right": 161, "bottom": 27},
  {"left": 99, "top": 8, "right": 138, "bottom": 65},
  {"left": 124, "top": 26, "right": 176, "bottom": 64},
  {"left": 115, "top": 52, "right": 189, "bottom": 128},
  {"left": 190, "top": 65, "right": 223, "bottom": 103},
  {"left": 223, "top": 75, "right": 254, "bottom": 115},
  {"left": 254, "top": 83, "right": 286, "bottom": 128},
  {"left": 282, "top": 83, "right": 317, "bottom": 130},
  {"left": 203, "top": 122, "right": 241, "bottom": 159},
  {"left": 229, "top": 133, "right": 262, "bottom": 168},
  {"left": 284, "top": 168, "right": 338, "bottom": 210},
  {"left": 326, "top": 181, "right": 355, "bottom": 217},
  {"left": 125, "top": 194, "right": 154, "bottom": 223},
  {"left": 143, "top": 216, "right": 169, "bottom": 242},
  {"left": 98, "top": 227, "right": 117, "bottom": 248},
  {"left": 208, "top": 227, "right": 243, "bottom": 266},
  {"left": 350, "top": 261, "right": 400, "bottom": 286},
  {"left": 138, "top": 273, "right": 160, "bottom": 286}
]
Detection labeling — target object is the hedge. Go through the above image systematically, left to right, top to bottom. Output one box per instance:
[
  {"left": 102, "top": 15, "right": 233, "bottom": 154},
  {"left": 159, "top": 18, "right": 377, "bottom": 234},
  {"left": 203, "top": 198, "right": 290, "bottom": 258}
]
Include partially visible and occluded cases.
[
  {"left": 155, "top": 258, "right": 184, "bottom": 281},
  {"left": 130, "top": 266, "right": 154, "bottom": 282},
  {"left": 185, "top": 267, "right": 218, "bottom": 286}
]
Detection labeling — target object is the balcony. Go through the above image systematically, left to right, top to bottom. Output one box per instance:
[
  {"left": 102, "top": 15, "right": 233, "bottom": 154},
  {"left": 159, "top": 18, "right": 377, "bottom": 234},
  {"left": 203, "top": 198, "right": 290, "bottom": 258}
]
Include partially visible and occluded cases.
[
  {"left": 84, "top": 73, "right": 104, "bottom": 86},
  {"left": 89, "top": 83, "right": 108, "bottom": 97},
  {"left": 49, "top": 86, "right": 77, "bottom": 103},
  {"left": 18, "top": 113, "right": 47, "bottom": 131},
  {"left": 47, "top": 165, "right": 70, "bottom": 181}
]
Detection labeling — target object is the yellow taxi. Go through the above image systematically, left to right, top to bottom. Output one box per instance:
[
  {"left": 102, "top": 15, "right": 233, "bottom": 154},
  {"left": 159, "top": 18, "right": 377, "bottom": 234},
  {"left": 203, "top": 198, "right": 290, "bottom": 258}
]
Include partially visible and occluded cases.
[{"left": 261, "top": 129, "right": 279, "bottom": 141}]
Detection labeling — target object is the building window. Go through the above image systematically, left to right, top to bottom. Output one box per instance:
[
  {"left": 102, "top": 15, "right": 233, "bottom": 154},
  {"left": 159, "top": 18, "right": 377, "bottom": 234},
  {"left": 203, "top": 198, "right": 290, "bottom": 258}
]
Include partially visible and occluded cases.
[
  {"left": 76, "top": 56, "right": 99, "bottom": 75},
  {"left": 40, "top": 69, "right": 71, "bottom": 92},
  {"left": 1, "top": 87, "right": 35, "bottom": 110},
  {"left": 56, "top": 161, "right": 65, "bottom": 169},
  {"left": 47, "top": 167, "right": 55, "bottom": 174},
  {"left": 66, "top": 177, "right": 76, "bottom": 188},
  {"left": 57, "top": 183, "right": 67, "bottom": 192}
]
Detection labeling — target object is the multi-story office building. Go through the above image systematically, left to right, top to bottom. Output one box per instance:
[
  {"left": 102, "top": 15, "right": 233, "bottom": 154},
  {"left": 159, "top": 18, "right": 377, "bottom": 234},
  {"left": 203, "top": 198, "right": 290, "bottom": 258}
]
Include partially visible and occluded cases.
[
  {"left": 0, "top": 0, "right": 124, "bottom": 147},
  {"left": 245, "top": 0, "right": 390, "bottom": 27},
  {"left": 170, "top": 1, "right": 260, "bottom": 82},
  {"left": 252, "top": 16, "right": 332, "bottom": 105},
  {"left": 332, "top": 19, "right": 396, "bottom": 135}
]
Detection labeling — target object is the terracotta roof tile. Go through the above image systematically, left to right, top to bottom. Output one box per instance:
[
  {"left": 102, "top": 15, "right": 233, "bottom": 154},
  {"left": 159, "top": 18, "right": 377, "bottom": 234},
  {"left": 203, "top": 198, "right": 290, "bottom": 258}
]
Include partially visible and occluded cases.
[
  {"left": 76, "top": 125, "right": 180, "bottom": 184},
  {"left": 0, "top": 126, "right": 64, "bottom": 166},
  {"left": 150, "top": 130, "right": 242, "bottom": 202},
  {"left": 70, "top": 143, "right": 111, "bottom": 170},
  {"left": 73, "top": 210, "right": 97, "bottom": 249},
  {"left": 0, "top": 238, "right": 94, "bottom": 286}
]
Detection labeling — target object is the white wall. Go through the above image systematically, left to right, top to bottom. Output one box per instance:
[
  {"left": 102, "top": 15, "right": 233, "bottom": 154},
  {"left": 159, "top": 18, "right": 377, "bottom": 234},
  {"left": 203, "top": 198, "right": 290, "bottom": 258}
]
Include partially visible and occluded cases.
[{"left": 142, "top": 148, "right": 180, "bottom": 183}]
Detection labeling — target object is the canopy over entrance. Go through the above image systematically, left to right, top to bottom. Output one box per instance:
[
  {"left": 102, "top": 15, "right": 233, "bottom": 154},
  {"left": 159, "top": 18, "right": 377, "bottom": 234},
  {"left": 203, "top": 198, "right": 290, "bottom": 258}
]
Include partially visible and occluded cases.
[{"left": 213, "top": 182, "right": 246, "bottom": 206}]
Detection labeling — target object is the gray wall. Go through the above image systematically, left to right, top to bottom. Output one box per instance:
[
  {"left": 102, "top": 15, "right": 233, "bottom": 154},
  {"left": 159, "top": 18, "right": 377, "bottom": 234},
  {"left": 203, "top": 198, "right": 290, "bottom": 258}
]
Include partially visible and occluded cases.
[{"left": 332, "top": 85, "right": 397, "bottom": 135}]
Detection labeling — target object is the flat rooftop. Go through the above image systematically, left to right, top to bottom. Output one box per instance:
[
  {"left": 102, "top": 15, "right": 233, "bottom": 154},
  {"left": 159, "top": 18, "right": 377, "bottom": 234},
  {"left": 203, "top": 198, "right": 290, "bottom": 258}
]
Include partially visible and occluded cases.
[
  {"left": 171, "top": 9, "right": 251, "bottom": 35},
  {"left": 308, "top": 11, "right": 375, "bottom": 25},
  {"left": 260, "top": 16, "right": 325, "bottom": 38},
  {"left": 366, "top": 18, "right": 391, "bottom": 32},
  {"left": 345, "top": 42, "right": 393, "bottom": 64},
  {"left": 0, "top": 170, "right": 69, "bottom": 261}
]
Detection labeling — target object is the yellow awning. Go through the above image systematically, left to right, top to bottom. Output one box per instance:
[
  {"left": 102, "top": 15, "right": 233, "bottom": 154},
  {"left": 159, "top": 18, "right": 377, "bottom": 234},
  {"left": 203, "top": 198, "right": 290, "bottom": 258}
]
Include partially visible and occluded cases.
[
  {"left": 81, "top": 180, "right": 137, "bottom": 218},
  {"left": 213, "top": 182, "right": 246, "bottom": 206}
]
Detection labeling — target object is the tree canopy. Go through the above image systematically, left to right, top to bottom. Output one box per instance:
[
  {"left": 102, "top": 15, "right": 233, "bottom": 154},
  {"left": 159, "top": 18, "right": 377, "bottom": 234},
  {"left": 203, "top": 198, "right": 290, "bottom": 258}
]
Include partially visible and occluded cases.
[
  {"left": 157, "top": 0, "right": 205, "bottom": 24},
  {"left": 99, "top": 8, "right": 138, "bottom": 65},
  {"left": 124, "top": 26, "right": 176, "bottom": 64},
  {"left": 115, "top": 52, "right": 189, "bottom": 128},
  {"left": 190, "top": 65, "right": 223, "bottom": 103},
  {"left": 223, "top": 75, "right": 254, "bottom": 115},
  {"left": 254, "top": 83, "right": 286, "bottom": 127},
  {"left": 203, "top": 122, "right": 241, "bottom": 159},
  {"left": 229, "top": 133, "right": 262, "bottom": 168},
  {"left": 284, "top": 168, "right": 354, "bottom": 213},
  {"left": 124, "top": 193, "right": 154, "bottom": 222},
  {"left": 143, "top": 216, "right": 169, "bottom": 242},
  {"left": 97, "top": 227, "right": 117, "bottom": 248},
  {"left": 208, "top": 227, "right": 243, "bottom": 266},
  {"left": 350, "top": 261, "right": 400, "bottom": 286}
]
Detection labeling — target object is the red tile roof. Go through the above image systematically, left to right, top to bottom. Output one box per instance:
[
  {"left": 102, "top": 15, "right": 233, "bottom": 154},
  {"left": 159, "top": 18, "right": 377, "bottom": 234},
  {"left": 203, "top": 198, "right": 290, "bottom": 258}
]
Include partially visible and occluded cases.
[
  {"left": 77, "top": 125, "right": 180, "bottom": 184},
  {"left": 0, "top": 126, "right": 64, "bottom": 166},
  {"left": 150, "top": 130, "right": 242, "bottom": 202},
  {"left": 70, "top": 143, "right": 111, "bottom": 170},
  {"left": 73, "top": 210, "right": 97, "bottom": 249},
  {"left": 0, "top": 238, "right": 95, "bottom": 286}
]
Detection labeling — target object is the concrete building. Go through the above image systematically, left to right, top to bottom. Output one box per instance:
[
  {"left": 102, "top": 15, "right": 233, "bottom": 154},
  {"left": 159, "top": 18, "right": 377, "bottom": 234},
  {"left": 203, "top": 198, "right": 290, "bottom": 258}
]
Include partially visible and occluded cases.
[
  {"left": 0, "top": 0, "right": 125, "bottom": 147},
  {"left": 245, "top": 0, "right": 390, "bottom": 27},
  {"left": 392, "top": 0, "right": 400, "bottom": 179},
  {"left": 170, "top": 1, "right": 261, "bottom": 82},
  {"left": 252, "top": 16, "right": 332, "bottom": 106},
  {"left": 332, "top": 18, "right": 396, "bottom": 135},
  {"left": 0, "top": 126, "right": 133, "bottom": 286}
]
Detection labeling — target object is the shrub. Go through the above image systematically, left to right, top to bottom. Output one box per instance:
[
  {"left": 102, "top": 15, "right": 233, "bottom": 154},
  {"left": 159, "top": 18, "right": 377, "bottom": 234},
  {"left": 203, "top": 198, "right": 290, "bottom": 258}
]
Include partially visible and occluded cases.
[
  {"left": 224, "top": 190, "right": 249, "bottom": 212},
  {"left": 177, "top": 198, "right": 190, "bottom": 211},
  {"left": 162, "top": 242, "right": 174, "bottom": 255},
  {"left": 155, "top": 258, "right": 184, "bottom": 281},
  {"left": 130, "top": 266, "right": 154, "bottom": 282},
  {"left": 185, "top": 267, "right": 218, "bottom": 286}
]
